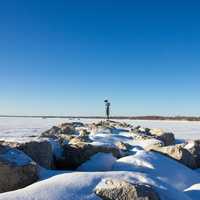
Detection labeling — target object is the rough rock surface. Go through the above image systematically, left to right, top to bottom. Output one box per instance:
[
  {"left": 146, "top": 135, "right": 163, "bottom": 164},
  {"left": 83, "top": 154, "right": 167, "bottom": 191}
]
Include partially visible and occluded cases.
[
  {"left": 40, "top": 123, "right": 77, "bottom": 139},
  {"left": 79, "top": 129, "right": 90, "bottom": 137},
  {"left": 154, "top": 132, "right": 175, "bottom": 146},
  {"left": 69, "top": 136, "right": 93, "bottom": 144},
  {"left": 2, "top": 140, "right": 54, "bottom": 169},
  {"left": 183, "top": 140, "right": 200, "bottom": 168},
  {"left": 115, "top": 141, "right": 133, "bottom": 151},
  {"left": 58, "top": 142, "right": 121, "bottom": 169},
  {"left": 0, "top": 145, "right": 38, "bottom": 193},
  {"left": 148, "top": 145, "right": 197, "bottom": 169},
  {"left": 95, "top": 179, "right": 160, "bottom": 200}
]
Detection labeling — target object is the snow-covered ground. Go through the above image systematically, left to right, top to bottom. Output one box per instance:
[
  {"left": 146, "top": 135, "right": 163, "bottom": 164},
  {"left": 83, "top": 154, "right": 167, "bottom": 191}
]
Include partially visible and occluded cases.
[
  {"left": 0, "top": 117, "right": 200, "bottom": 140},
  {"left": 1, "top": 117, "right": 200, "bottom": 200}
]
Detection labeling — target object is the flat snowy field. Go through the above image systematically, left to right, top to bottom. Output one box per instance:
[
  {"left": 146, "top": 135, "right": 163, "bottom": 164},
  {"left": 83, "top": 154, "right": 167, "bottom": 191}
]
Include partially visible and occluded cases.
[{"left": 0, "top": 117, "right": 200, "bottom": 140}]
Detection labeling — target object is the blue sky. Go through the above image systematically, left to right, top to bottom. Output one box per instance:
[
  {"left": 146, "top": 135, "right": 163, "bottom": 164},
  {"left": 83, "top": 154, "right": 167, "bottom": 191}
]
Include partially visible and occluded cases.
[{"left": 0, "top": 0, "right": 200, "bottom": 116}]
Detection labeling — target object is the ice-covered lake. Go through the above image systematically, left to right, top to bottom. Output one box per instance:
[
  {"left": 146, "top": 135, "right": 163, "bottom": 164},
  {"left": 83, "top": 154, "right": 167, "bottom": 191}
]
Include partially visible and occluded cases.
[{"left": 0, "top": 117, "right": 200, "bottom": 140}]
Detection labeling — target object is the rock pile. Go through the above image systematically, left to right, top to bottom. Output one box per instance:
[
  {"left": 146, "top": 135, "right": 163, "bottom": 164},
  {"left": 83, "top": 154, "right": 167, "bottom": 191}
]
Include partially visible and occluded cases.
[{"left": 1, "top": 119, "right": 199, "bottom": 197}]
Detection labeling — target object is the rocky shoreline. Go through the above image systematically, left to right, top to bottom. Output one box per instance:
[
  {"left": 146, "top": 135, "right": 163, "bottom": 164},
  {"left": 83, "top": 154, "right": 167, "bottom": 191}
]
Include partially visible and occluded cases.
[{"left": 0, "top": 120, "right": 200, "bottom": 199}]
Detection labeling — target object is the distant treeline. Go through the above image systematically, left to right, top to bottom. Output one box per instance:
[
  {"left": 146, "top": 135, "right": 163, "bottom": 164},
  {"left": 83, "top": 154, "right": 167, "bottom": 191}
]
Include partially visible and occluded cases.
[{"left": 0, "top": 115, "right": 200, "bottom": 121}]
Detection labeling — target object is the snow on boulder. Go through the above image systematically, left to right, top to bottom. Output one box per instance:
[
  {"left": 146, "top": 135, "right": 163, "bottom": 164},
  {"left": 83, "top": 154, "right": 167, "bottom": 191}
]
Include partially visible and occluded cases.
[
  {"left": 40, "top": 123, "right": 77, "bottom": 139},
  {"left": 130, "top": 138, "right": 164, "bottom": 150},
  {"left": 2, "top": 139, "right": 54, "bottom": 169},
  {"left": 59, "top": 142, "right": 121, "bottom": 169},
  {"left": 0, "top": 145, "right": 38, "bottom": 193},
  {"left": 146, "top": 145, "right": 197, "bottom": 169},
  {"left": 113, "top": 150, "right": 200, "bottom": 191},
  {"left": 77, "top": 153, "right": 116, "bottom": 171},
  {"left": 0, "top": 171, "right": 192, "bottom": 200},
  {"left": 95, "top": 179, "right": 160, "bottom": 200}
]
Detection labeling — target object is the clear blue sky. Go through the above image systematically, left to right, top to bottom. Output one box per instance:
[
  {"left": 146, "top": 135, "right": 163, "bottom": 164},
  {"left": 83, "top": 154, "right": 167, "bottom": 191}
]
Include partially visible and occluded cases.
[{"left": 0, "top": 0, "right": 200, "bottom": 116}]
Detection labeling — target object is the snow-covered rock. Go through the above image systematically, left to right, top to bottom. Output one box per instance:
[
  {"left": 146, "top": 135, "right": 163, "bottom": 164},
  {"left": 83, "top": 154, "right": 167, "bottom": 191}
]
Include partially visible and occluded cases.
[
  {"left": 40, "top": 123, "right": 77, "bottom": 139},
  {"left": 2, "top": 139, "right": 54, "bottom": 169},
  {"left": 61, "top": 142, "right": 121, "bottom": 169},
  {"left": 0, "top": 145, "right": 38, "bottom": 193},
  {"left": 146, "top": 145, "right": 197, "bottom": 169},
  {"left": 113, "top": 150, "right": 200, "bottom": 191},
  {"left": 0, "top": 171, "right": 192, "bottom": 200}
]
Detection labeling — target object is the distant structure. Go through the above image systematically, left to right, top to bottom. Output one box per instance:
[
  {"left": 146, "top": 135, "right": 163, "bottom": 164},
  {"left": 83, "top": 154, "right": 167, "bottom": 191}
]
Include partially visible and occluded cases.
[{"left": 104, "top": 99, "right": 111, "bottom": 120}]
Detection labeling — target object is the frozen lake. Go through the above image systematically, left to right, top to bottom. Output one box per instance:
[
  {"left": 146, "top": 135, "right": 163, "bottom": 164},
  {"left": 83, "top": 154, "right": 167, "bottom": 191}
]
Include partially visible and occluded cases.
[{"left": 0, "top": 117, "right": 200, "bottom": 140}]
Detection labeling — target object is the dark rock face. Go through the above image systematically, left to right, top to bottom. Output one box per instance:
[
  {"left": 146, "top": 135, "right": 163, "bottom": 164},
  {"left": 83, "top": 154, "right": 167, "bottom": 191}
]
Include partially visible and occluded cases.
[
  {"left": 155, "top": 133, "right": 175, "bottom": 146},
  {"left": 2, "top": 140, "right": 54, "bottom": 169},
  {"left": 183, "top": 140, "right": 200, "bottom": 168},
  {"left": 17, "top": 141, "right": 54, "bottom": 169},
  {"left": 57, "top": 142, "right": 121, "bottom": 169},
  {"left": 0, "top": 145, "right": 38, "bottom": 193},
  {"left": 95, "top": 179, "right": 160, "bottom": 200}
]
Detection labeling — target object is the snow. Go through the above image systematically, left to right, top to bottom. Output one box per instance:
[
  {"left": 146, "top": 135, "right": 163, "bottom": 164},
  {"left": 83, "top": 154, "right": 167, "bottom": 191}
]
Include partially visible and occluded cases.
[
  {"left": 1, "top": 117, "right": 200, "bottom": 199},
  {"left": 0, "top": 148, "right": 33, "bottom": 166},
  {"left": 113, "top": 150, "right": 200, "bottom": 191},
  {"left": 77, "top": 153, "right": 116, "bottom": 172},
  {"left": 0, "top": 171, "right": 193, "bottom": 200},
  {"left": 184, "top": 184, "right": 200, "bottom": 200}
]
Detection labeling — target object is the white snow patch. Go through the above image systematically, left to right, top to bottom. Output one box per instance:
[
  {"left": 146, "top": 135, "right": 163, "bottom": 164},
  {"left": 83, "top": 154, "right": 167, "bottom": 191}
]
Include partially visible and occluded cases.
[
  {"left": 0, "top": 149, "right": 33, "bottom": 166},
  {"left": 113, "top": 150, "right": 200, "bottom": 191},
  {"left": 77, "top": 153, "right": 116, "bottom": 172},
  {"left": 0, "top": 171, "right": 193, "bottom": 200}
]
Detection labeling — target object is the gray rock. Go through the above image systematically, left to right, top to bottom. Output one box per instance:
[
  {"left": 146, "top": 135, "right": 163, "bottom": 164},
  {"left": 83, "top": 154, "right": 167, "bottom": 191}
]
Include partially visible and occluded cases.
[
  {"left": 41, "top": 123, "right": 77, "bottom": 139},
  {"left": 150, "top": 129, "right": 175, "bottom": 146},
  {"left": 156, "top": 133, "right": 175, "bottom": 146},
  {"left": 2, "top": 140, "right": 54, "bottom": 169},
  {"left": 183, "top": 140, "right": 200, "bottom": 168},
  {"left": 148, "top": 144, "right": 197, "bottom": 169},
  {"left": 0, "top": 145, "right": 38, "bottom": 193},
  {"left": 95, "top": 179, "right": 160, "bottom": 200}
]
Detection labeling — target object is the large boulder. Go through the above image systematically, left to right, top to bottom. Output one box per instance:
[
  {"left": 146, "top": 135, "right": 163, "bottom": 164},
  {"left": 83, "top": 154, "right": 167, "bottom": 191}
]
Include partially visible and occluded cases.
[
  {"left": 41, "top": 123, "right": 77, "bottom": 139},
  {"left": 150, "top": 129, "right": 175, "bottom": 146},
  {"left": 2, "top": 140, "right": 54, "bottom": 169},
  {"left": 183, "top": 140, "right": 200, "bottom": 168},
  {"left": 56, "top": 142, "right": 121, "bottom": 169},
  {"left": 0, "top": 145, "right": 38, "bottom": 193},
  {"left": 147, "top": 145, "right": 197, "bottom": 169},
  {"left": 95, "top": 179, "right": 160, "bottom": 200}
]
